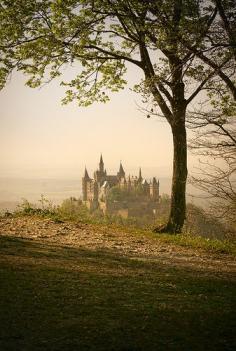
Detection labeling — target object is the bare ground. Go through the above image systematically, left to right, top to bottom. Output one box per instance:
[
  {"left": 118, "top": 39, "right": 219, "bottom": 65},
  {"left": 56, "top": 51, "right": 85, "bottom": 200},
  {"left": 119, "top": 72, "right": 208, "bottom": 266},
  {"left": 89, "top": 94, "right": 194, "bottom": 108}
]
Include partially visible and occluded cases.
[{"left": 0, "top": 215, "right": 235, "bottom": 276}]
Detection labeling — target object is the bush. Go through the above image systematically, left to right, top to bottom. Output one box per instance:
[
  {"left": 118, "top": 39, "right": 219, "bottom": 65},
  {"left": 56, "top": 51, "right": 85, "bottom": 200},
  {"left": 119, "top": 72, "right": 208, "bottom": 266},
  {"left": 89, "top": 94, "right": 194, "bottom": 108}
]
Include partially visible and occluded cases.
[
  {"left": 16, "top": 196, "right": 56, "bottom": 217},
  {"left": 57, "top": 198, "right": 91, "bottom": 222}
]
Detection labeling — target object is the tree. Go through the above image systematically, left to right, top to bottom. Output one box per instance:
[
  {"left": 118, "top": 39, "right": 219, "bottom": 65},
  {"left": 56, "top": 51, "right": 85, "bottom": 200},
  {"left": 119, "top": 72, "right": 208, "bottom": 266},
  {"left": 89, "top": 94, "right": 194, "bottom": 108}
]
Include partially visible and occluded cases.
[
  {"left": 0, "top": 0, "right": 234, "bottom": 233},
  {"left": 186, "top": 0, "right": 236, "bottom": 229},
  {"left": 188, "top": 96, "right": 236, "bottom": 228}
]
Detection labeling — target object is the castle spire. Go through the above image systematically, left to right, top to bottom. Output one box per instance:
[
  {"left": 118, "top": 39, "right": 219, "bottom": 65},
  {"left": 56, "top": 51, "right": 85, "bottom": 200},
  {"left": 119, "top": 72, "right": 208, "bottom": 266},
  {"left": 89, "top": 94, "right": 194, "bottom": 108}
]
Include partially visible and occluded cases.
[
  {"left": 99, "top": 154, "right": 104, "bottom": 172},
  {"left": 118, "top": 161, "right": 125, "bottom": 178},
  {"left": 84, "top": 167, "right": 90, "bottom": 179},
  {"left": 138, "top": 167, "right": 143, "bottom": 181}
]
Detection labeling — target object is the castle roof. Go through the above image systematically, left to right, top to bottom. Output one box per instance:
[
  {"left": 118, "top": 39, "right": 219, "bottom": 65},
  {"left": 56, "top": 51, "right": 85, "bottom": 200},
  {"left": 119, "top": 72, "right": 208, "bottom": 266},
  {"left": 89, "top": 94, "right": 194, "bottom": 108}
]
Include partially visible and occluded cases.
[
  {"left": 99, "top": 154, "right": 104, "bottom": 165},
  {"left": 118, "top": 162, "right": 125, "bottom": 176},
  {"left": 84, "top": 167, "right": 90, "bottom": 179},
  {"left": 138, "top": 167, "right": 142, "bottom": 181},
  {"left": 105, "top": 175, "right": 118, "bottom": 187},
  {"left": 106, "top": 175, "right": 117, "bottom": 180},
  {"left": 152, "top": 177, "right": 158, "bottom": 184},
  {"left": 142, "top": 179, "right": 149, "bottom": 186}
]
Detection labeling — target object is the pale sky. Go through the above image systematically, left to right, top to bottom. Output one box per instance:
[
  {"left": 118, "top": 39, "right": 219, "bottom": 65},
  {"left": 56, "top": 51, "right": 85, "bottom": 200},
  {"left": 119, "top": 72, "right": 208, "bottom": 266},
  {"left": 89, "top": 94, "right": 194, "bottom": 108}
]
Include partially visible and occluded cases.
[{"left": 0, "top": 63, "right": 179, "bottom": 180}]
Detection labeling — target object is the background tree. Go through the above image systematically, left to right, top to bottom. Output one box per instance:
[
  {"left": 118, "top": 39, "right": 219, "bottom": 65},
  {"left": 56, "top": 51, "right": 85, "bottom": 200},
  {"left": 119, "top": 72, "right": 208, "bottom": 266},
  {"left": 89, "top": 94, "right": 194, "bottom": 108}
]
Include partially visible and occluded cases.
[
  {"left": 0, "top": 0, "right": 234, "bottom": 233},
  {"left": 186, "top": 0, "right": 236, "bottom": 231},
  {"left": 188, "top": 94, "right": 236, "bottom": 229}
]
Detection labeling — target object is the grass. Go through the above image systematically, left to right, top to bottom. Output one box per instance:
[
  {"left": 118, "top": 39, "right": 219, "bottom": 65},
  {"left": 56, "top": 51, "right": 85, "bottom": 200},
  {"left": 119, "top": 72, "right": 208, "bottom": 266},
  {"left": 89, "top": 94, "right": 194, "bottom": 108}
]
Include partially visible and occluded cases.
[
  {"left": 95, "top": 223, "right": 236, "bottom": 255},
  {"left": 145, "top": 230, "right": 236, "bottom": 255},
  {"left": 0, "top": 235, "right": 235, "bottom": 351}
]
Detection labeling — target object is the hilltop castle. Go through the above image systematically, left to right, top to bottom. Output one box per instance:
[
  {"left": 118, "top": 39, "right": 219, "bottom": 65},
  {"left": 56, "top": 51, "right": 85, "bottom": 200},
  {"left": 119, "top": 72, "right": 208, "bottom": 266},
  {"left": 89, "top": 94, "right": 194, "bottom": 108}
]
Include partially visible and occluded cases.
[{"left": 82, "top": 155, "right": 160, "bottom": 218}]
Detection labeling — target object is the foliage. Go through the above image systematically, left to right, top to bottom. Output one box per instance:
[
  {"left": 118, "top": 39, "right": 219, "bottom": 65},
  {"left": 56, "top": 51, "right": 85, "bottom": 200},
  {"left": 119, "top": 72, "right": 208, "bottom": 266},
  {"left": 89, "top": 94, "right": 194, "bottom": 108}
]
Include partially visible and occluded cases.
[
  {"left": 1, "top": 0, "right": 234, "bottom": 103},
  {"left": 106, "top": 185, "right": 146, "bottom": 202},
  {"left": 106, "top": 186, "right": 128, "bottom": 202},
  {"left": 16, "top": 195, "right": 56, "bottom": 217},
  {"left": 57, "top": 197, "right": 91, "bottom": 221},
  {"left": 149, "top": 231, "right": 236, "bottom": 255}
]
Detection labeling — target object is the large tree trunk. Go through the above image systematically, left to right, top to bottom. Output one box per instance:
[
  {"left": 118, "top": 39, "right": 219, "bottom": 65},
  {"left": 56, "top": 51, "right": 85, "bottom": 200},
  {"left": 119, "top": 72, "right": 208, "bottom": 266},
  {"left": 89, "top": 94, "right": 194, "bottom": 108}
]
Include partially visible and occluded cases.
[
  {"left": 154, "top": 117, "right": 188, "bottom": 234},
  {"left": 168, "top": 122, "right": 187, "bottom": 232}
]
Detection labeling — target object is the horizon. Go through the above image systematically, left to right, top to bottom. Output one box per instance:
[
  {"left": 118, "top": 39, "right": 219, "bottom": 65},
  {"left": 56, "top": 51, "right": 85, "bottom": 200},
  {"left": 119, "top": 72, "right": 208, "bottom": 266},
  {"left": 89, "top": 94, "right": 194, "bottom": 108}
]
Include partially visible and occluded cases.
[{"left": 0, "top": 173, "right": 205, "bottom": 211}]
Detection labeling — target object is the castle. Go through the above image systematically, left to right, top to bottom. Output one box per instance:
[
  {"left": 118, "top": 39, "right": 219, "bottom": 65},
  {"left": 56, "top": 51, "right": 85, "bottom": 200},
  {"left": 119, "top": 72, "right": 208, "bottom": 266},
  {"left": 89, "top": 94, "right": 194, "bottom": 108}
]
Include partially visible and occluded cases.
[{"left": 82, "top": 155, "right": 160, "bottom": 218}]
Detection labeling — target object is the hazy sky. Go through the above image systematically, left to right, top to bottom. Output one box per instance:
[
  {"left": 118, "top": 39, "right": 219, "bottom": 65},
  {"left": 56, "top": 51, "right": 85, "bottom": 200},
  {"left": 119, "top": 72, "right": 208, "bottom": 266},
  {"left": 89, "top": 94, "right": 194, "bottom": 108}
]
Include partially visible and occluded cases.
[{"left": 0, "top": 63, "right": 198, "bottom": 182}]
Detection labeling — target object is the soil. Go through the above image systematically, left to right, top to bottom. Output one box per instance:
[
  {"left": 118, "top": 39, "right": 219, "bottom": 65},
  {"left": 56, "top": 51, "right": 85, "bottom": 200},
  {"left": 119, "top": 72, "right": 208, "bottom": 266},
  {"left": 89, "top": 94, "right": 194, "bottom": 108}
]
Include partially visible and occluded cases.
[{"left": 0, "top": 215, "right": 235, "bottom": 275}]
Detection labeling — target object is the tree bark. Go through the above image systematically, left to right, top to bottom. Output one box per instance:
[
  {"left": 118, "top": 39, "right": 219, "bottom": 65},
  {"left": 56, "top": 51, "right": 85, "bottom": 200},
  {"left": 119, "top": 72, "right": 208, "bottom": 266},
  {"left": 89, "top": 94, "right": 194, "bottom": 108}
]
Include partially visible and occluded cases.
[
  {"left": 154, "top": 114, "right": 188, "bottom": 234},
  {"left": 169, "top": 122, "right": 188, "bottom": 232}
]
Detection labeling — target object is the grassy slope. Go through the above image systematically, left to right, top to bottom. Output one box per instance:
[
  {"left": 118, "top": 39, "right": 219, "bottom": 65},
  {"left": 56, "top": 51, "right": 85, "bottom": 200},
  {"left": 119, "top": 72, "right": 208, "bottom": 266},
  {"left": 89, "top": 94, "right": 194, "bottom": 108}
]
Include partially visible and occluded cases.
[
  {"left": 119, "top": 225, "right": 236, "bottom": 255},
  {"left": 0, "top": 234, "right": 235, "bottom": 351}
]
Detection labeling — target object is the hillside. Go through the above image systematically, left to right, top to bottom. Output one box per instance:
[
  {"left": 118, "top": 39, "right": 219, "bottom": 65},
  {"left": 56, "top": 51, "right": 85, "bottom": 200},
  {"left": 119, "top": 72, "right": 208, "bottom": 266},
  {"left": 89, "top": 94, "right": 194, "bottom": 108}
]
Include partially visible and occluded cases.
[{"left": 0, "top": 215, "right": 235, "bottom": 351}]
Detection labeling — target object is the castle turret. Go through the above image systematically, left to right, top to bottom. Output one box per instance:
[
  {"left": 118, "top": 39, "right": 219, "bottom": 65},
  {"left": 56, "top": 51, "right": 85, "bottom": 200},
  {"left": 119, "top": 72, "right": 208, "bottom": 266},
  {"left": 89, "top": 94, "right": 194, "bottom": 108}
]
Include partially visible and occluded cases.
[
  {"left": 94, "top": 154, "right": 106, "bottom": 185},
  {"left": 99, "top": 154, "right": 104, "bottom": 172},
  {"left": 117, "top": 162, "right": 125, "bottom": 179},
  {"left": 84, "top": 167, "right": 89, "bottom": 180},
  {"left": 138, "top": 167, "right": 143, "bottom": 182},
  {"left": 150, "top": 177, "right": 160, "bottom": 200},
  {"left": 142, "top": 179, "right": 149, "bottom": 195},
  {"left": 93, "top": 180, "right": 99, "bottom": 201}
]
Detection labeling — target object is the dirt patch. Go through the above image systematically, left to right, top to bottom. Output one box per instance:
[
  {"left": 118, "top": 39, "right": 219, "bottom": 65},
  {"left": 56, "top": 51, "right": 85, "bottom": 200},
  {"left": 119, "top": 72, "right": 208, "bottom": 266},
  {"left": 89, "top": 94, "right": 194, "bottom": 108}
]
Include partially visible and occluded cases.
[{"left": 0, "top": 215, "right": 235, "bottom": 275}]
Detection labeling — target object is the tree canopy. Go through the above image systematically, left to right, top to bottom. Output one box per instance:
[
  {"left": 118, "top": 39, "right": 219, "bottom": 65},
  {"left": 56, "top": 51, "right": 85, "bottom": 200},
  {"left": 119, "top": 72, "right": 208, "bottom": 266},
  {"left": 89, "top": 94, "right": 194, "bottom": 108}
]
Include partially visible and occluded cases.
[{"left": 1, "top": 1, "right": 234, "bottom": 106}]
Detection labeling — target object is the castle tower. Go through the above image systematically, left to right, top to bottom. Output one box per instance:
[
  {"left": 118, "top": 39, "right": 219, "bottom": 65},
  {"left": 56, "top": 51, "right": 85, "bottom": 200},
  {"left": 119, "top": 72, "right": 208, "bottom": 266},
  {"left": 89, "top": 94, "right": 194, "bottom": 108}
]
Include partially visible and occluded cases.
[
  {"left": 94, "top": 154, "right": 106, "bottom": 185},
  {"left": 99, "top": 154, "right": 104, "bottom": 172},
  {"left": 117, "top": 162, "right": 125, "bottom": 179},
  {"left": 82, "top": 167, "right": 90, "bottom": 201},
  {"left": 138, "top": 167, "right": 143, "bottom": 182},
  {"left": 150, "top": 177, "right": 160, "bottom": 200},
  {"left": 142, "top": 179, "right": 149, "bottom": 195},
  {"left": 93, "top": 180, "right": 99, "bottom": 201}
]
